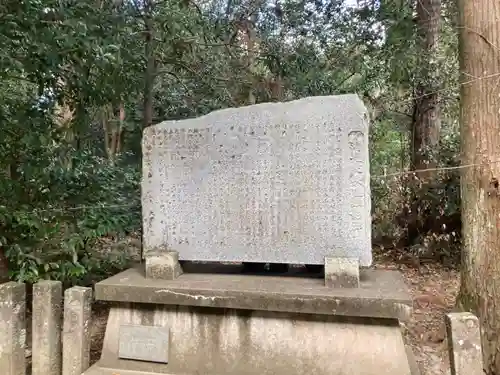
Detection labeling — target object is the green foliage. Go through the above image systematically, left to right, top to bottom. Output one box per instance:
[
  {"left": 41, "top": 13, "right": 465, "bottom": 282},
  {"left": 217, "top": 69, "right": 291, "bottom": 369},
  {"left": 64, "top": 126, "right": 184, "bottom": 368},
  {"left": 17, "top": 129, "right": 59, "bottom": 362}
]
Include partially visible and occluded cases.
[
  {"left": 0, "top": 0, "right": 462, "bottom": 284},
  {"left": 0, "top": 149, "right": 140, "bottom": 283}
]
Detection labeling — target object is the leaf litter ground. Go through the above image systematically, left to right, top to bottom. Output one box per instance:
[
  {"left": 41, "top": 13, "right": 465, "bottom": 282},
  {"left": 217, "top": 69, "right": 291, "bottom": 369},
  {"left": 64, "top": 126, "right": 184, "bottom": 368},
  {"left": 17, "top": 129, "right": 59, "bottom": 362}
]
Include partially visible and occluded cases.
[{"left": 374, "top": 247, "right": 460, "bottom": 375}]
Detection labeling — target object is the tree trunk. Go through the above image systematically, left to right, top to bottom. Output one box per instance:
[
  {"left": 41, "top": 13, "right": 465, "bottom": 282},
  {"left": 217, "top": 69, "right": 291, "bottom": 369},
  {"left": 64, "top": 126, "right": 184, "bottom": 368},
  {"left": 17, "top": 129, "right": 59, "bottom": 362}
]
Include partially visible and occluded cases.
[
  {"left": 143, "top": 0, "right": 155, "bottom": 129},
  {"left": 406, "top": 0, "right": 442, "bottom": 244},
  {"left": 411, "top": 0, "right": 441, "bottom": 179},
  {"left": 457, "top": 0, "right": 500, "bottom": 373},
  {"left": 245, "top": 15, "right": 258, "bottom": 105},
  {"left": 101, "top": 103, "right": 124, "bottom": 162},
  {"left": 0, "top": 249, "right": 9, "bottom": 283}
]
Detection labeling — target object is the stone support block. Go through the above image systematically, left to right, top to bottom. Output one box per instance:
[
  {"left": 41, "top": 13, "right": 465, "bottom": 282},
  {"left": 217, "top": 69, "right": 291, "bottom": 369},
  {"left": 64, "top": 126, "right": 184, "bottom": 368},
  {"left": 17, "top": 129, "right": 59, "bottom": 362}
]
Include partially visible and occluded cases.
[
  {"left": 145, "top": 251, "right": 183, "bottom": 280},
  {"left": 324, "top": 257, "right": 360, "bottom": 288}
]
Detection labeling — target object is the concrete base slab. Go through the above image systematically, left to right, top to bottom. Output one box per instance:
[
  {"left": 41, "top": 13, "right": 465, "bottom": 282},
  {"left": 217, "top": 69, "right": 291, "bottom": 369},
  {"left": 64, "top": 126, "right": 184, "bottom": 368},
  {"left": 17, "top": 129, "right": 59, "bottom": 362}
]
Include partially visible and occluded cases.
[
  {"left": 95, "top": 264, "right": 411, "bottom": 320},
  {"left": 88, "top": 265, "right": 414, "bottom": 375},
  {"left": 83, "top": 303, "right": 414, "bottom": 375}
]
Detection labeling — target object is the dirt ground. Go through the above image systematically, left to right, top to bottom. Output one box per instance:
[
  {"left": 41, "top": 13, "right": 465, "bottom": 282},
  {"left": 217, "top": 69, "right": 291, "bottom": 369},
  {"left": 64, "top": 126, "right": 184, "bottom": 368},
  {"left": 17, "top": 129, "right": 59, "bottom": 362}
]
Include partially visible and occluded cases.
[
  {"left": 24, "top": 248, "right": 460, "bottom": 375},
  {"left": 373, "top": 248, "right": 460, "bottom": 375}
]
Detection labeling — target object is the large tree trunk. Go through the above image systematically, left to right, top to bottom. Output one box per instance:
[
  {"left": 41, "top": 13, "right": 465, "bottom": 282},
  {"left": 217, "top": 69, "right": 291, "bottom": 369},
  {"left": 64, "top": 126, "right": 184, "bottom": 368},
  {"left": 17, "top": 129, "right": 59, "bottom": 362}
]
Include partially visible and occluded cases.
[
  {"left": 142, "top": 0, "right": 155, "bottom": 129},
  {"left": 406, "top": 0, "right": 442, "bottom": 243},
  {"left": 411, "top": 0, "right": 441, "bottom": 176},
  {"left": 457, "top": 0, "right": 500, "bottom": 373}
]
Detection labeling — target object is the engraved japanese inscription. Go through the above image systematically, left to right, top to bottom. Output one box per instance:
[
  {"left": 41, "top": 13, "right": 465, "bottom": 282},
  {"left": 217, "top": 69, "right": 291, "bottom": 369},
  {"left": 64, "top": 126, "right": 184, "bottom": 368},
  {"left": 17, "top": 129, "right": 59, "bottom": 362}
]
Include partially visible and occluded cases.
[
  {"left": 142, "top": 94, "right": 372, "bottom": 266},
  {"left": 118, "top": 325, "right": 170, "bottom": 363}
]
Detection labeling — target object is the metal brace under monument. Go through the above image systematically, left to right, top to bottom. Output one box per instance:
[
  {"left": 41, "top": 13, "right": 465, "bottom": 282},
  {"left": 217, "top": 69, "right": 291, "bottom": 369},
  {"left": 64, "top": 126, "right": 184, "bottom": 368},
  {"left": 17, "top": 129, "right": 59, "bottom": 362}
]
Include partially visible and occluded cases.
[{"left": 83, "top": 95, "right": 417, "bottom": 375}]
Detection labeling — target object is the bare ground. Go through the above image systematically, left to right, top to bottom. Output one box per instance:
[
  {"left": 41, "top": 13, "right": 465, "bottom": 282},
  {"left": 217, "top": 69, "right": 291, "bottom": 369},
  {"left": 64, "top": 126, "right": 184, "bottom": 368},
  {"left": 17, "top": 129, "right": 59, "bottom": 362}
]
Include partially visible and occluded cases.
[{"left": 373, "top": 248, "right": 460, "bottom": 375}]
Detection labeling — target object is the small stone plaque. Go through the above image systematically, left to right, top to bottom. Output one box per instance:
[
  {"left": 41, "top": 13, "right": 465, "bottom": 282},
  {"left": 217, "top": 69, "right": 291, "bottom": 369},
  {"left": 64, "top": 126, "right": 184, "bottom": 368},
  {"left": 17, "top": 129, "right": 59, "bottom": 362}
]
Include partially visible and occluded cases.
[{"left": 118, "top": 324, "right": 170, "bottom": 363}]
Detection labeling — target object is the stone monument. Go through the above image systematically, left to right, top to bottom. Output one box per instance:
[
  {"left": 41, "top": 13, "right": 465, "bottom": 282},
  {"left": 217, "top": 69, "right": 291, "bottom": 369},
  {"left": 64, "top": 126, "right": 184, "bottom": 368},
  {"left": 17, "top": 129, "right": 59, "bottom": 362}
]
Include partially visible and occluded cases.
[
  {"left": 142, "top": 94, "right": 371, "bottom": 269},
  {"left": 84, "top": 95, "right": 416, "bottom": 375}
]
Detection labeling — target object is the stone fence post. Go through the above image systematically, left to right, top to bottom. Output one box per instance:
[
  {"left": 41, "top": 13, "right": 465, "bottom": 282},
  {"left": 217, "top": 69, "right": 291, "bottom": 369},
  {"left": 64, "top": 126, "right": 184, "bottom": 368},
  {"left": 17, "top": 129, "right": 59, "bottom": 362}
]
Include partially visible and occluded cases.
[
  {"left": 32, "top": 280, "right": 63, "bottom": 375},
  {"left": 0, "top": 281, "right": 93, "bottom": 375},
  {"left": 0, "top": 282, "right": 26, "bottom": 375},
  {"left": 63, "top": 286, "right": 93, "bottom": 375},
  {"left": 445, "top": 312, "right": 484, "bottom": 375}
]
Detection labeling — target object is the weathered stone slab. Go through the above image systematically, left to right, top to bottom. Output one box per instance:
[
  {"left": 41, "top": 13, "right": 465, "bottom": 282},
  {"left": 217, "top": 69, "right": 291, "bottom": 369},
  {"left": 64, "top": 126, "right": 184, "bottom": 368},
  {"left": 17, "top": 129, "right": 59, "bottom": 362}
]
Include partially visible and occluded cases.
[
  {"left": 142, "top": 94, "right": 371, "bottom": 266},
  {"left": 95, "top": 266, "right": 412, "bottom": 321},
  {"left": 32, "top": 280, "right": 63, "bottom": 375},
  {"left": 0, "top": 282, "right": 26, "bottom": 375},
  {"left": 63, "top": 286, "right": 92, "bottom": 375},
  {"left": 84, "top": 304, "right": 412, "bottom": 375},
  {"left": 445, "top": 312, "right": 483, "bottom": 375},
  {"left": 118, "top": 325, "right": 170, "bottom": 363}
]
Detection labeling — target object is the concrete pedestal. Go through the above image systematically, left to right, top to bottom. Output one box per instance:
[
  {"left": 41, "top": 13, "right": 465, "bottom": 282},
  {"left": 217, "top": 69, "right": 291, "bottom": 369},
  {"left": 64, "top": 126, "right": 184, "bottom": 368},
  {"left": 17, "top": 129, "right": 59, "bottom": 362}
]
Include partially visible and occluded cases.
[{"left": 84, "top": 263, "right": 417, "bottom": 375}]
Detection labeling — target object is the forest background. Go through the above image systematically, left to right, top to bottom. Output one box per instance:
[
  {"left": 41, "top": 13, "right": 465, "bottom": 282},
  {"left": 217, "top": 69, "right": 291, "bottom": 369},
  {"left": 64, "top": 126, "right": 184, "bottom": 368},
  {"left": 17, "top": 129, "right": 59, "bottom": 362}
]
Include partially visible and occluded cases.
[{"left": 0, "top": 0, "right": 457, "bottom": 287}]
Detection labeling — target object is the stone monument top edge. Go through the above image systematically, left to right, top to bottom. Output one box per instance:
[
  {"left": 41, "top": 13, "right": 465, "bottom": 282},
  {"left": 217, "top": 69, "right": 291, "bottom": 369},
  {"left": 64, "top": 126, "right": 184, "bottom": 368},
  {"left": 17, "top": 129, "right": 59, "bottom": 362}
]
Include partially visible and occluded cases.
[{"left": 143, "top": 94, "right": 368, "bottom": 137}]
